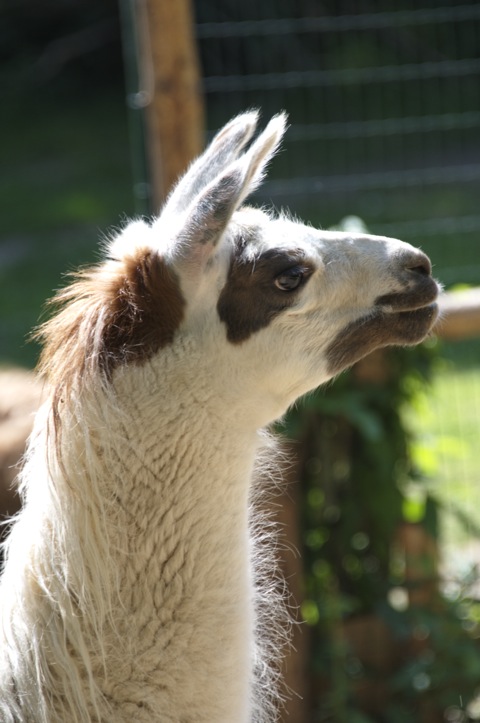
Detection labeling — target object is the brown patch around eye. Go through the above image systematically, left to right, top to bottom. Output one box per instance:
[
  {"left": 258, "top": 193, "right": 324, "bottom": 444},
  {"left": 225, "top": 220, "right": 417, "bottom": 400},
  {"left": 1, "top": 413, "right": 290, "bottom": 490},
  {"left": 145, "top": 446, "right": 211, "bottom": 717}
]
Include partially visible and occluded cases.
[{"left": 217, "top": 244, "right": 314, "bottom": 343}]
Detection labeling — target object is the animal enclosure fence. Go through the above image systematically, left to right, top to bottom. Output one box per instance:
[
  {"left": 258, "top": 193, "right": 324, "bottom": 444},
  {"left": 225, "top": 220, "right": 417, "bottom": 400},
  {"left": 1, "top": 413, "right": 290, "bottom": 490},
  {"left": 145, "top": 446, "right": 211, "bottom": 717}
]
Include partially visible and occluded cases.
[{"left": 192, "top": 3, "right": 480, "bottom": 721}]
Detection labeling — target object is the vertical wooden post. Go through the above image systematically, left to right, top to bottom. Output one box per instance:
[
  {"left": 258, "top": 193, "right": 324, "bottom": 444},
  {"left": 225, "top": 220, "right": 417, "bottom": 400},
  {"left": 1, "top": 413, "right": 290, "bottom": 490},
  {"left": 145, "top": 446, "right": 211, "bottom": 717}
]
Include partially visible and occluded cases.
[
  {"left": 136, "top": 0, "right": 205, "bottom": 209},
  {"left": 395, "top": 523, "right": 439, "bottom": 608}
]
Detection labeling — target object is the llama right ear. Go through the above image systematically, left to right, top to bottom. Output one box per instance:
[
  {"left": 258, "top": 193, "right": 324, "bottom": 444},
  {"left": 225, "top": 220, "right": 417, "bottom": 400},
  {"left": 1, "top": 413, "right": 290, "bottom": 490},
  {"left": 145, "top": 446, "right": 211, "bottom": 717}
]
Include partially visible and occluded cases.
[
  {"left": 162, "top": 111, "right": 260, "bottom": 217},
  {"left": 166, "top": 113, "right": 287, "bottom": 271}
]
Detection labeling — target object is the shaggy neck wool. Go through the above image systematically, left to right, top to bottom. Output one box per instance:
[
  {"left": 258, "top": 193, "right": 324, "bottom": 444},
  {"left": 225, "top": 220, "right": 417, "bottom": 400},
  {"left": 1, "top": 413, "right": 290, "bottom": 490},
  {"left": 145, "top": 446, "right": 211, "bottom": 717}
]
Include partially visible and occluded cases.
[{"left": 0, "top": 352, "right": 287, "bottom": 723}]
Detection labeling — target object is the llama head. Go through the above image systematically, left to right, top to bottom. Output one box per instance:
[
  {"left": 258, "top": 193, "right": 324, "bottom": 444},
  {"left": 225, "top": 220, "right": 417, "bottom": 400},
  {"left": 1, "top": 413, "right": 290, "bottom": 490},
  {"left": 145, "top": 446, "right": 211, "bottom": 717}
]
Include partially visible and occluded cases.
[{"left": 40, "top": 111, "right": 439, "bottom": 427}]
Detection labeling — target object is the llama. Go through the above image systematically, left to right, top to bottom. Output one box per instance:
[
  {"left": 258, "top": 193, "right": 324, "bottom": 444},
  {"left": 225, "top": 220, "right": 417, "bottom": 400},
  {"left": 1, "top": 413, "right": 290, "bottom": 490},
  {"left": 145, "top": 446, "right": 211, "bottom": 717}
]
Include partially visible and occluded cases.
[
  {"left": 0, "top": 111, "right": 439, "bottom": 723},
  {"left": 0, "top": 369, "right": 43, "bottom": 556}
]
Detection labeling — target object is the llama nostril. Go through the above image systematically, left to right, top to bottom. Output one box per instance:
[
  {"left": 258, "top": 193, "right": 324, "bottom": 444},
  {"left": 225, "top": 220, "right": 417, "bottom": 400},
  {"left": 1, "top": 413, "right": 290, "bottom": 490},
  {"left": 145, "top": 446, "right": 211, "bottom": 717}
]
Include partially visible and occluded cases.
[
  {"left": 404, "top": 252, "right": 432, "bottom": 277},
  {"left": 409, "top": 263, "right": 430, "bottom": 277}
]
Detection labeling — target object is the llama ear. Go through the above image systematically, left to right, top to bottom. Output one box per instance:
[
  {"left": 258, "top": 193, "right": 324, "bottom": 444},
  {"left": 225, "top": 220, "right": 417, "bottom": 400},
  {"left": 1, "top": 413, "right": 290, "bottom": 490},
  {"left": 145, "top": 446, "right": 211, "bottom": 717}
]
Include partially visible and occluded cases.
[
  {"left": 161, "top": 111, "right": 260, "bottom": 217},
  {"left": 170, "top": 113, "right": 287, "bottom": 269}
]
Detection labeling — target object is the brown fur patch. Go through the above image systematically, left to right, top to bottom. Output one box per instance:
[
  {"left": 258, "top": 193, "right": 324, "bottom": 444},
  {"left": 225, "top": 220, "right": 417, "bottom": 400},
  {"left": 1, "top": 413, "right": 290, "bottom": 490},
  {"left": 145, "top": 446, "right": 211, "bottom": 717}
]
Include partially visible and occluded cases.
[
  {"left": 217, "top": 244, "right": 314, "bottom": 343},
  {"left": 36, "top": 249, "right": 185, "bottom": 402},
  {"left": 103, "top": 252, "right": 185, "bottom": 366},
  {"left": 326, "top": 303, "right": 438, "bottom": 375}
]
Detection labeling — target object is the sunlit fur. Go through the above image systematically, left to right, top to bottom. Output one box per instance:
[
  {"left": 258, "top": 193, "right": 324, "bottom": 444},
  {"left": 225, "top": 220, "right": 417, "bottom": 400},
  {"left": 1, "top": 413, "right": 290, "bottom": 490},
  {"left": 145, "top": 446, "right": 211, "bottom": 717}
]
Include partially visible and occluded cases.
[{"left": 0, "top": 111, "right": 438, "bottom": 723}]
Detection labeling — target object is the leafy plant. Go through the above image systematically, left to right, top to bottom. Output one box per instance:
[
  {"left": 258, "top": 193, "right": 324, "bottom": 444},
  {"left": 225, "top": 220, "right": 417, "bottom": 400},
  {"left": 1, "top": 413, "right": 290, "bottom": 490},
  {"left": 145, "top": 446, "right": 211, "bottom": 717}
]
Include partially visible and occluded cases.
[{"left": 281, "top": 336, "right": 480, "bottom": 721}]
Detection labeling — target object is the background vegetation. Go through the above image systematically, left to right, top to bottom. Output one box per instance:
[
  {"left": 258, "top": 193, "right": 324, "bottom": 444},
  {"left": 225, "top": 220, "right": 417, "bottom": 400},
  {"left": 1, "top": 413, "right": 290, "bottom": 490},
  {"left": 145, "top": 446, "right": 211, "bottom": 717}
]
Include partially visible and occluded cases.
[{"left": 1, "top": 1, "right": 480, "bottom": 721}]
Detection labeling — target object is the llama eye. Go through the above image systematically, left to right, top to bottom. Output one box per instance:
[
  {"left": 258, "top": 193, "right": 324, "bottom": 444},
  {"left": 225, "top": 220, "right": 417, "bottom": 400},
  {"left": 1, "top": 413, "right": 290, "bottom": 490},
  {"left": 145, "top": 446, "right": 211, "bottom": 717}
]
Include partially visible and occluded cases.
[{"left": 274, "top": 268, "right": 305, "bottom": 291}]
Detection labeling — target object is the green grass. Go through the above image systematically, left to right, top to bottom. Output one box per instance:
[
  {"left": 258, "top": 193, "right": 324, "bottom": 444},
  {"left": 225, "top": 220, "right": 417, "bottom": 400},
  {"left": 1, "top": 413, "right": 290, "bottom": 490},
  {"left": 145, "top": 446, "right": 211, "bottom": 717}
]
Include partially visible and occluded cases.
[{"left": 406, "top": 343, "right": 480, "bottom": 559}]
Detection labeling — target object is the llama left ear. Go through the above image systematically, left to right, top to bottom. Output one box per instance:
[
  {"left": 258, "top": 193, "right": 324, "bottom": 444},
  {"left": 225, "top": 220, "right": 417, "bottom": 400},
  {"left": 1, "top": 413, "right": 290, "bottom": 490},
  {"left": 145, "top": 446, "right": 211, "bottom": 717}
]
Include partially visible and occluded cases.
[{"left": 169, "top": 113, "right": 287, "bottom": 270}]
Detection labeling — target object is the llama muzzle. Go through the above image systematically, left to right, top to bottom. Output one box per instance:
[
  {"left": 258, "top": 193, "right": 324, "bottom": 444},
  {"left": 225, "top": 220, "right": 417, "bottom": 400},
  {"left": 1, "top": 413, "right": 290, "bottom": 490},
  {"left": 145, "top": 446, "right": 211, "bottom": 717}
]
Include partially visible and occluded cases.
[
  {"left": 326, "top": 249, "right": 440, "bottom": 375},
  {"left": 376, "top": 249, "right": 439, "bottom": 315}
]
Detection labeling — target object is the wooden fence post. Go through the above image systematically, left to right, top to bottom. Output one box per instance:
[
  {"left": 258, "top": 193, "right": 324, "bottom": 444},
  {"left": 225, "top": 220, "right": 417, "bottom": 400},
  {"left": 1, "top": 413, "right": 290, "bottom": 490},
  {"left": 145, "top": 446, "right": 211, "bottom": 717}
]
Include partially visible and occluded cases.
[
  {"left": 135, "top": 0, "right": 205, "bottom": 208},
  {"left": 436, "top": 288, "right": 480, "bottom": 340}
]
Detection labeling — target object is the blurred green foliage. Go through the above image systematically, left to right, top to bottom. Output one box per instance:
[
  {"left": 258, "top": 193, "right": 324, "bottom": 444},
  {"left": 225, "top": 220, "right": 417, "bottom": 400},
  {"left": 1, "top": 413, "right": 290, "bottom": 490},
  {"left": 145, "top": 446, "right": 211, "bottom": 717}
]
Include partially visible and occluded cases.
[
  {"left": 282, "top": 333, "right": 480, "bottom": 721},
  {"left": 283, "top": 344, "right": 435, "bottom": 609}
]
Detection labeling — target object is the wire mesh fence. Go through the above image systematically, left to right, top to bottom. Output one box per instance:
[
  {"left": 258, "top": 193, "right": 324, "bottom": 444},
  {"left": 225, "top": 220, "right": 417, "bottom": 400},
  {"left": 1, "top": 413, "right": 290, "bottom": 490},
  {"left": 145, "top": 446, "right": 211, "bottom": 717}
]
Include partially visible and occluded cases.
[
  {"left": 195, "top": 0, "right": 480, "bottom": 286},
  {"left": 194, "top": 4, "right": 480, "bottom": 720}
]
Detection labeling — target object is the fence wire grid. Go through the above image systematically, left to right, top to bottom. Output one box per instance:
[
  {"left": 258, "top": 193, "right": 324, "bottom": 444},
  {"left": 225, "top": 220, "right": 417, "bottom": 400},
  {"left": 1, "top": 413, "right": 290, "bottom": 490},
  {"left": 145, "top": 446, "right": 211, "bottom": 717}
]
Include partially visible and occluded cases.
[{"left": 195, "top": 0, "right": 480, "bottom": 287}]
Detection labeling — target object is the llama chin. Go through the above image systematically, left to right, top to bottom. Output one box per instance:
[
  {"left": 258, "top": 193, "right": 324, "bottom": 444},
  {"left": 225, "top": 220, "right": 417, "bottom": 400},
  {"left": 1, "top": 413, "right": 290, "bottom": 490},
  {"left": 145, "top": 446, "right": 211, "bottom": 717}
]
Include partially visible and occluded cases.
[{"left": 0, "top": 111, "right": 438, "bottom": 723}]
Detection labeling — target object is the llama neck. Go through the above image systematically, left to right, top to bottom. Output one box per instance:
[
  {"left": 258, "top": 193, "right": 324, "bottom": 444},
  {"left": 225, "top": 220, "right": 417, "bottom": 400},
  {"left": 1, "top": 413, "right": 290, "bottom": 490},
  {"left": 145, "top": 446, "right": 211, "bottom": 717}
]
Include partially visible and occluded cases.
[
  {"left": 58, "top": 360, "right": 267, "bottom": 721},
  {"left": 109, "top": 360, "right": 259, "bottom": 601}
]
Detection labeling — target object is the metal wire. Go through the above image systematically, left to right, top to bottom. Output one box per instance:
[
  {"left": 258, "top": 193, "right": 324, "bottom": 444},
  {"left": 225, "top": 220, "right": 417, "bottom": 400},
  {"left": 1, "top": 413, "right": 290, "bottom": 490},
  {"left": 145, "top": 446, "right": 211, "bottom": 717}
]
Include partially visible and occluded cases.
[
  {"left": 195, "top": 2, "right": 480, "bottom": 284},
  {"left": 197, "top": 6, "right": 480, "bottom": 38}
]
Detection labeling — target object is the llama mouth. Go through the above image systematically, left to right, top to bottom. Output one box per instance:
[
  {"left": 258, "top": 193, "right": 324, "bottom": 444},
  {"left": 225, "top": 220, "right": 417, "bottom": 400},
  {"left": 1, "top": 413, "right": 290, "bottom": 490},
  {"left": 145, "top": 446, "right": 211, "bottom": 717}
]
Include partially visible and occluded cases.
[
  {"left": 378, "top": 273, "right": 440, "bottom": 337},
  {"left": 375, "top": 276, "right": 439, "bottom": 314},
  {"left": 326, "top": 300, "right": 439, "bottom": 375}
]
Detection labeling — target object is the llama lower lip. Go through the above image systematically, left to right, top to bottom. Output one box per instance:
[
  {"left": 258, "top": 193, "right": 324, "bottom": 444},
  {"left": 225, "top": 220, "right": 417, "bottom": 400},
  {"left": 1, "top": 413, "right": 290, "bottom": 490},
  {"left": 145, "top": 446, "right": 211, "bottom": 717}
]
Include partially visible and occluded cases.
[{"left": 387, "top": 302, "right": 439, "bottom": 342}]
